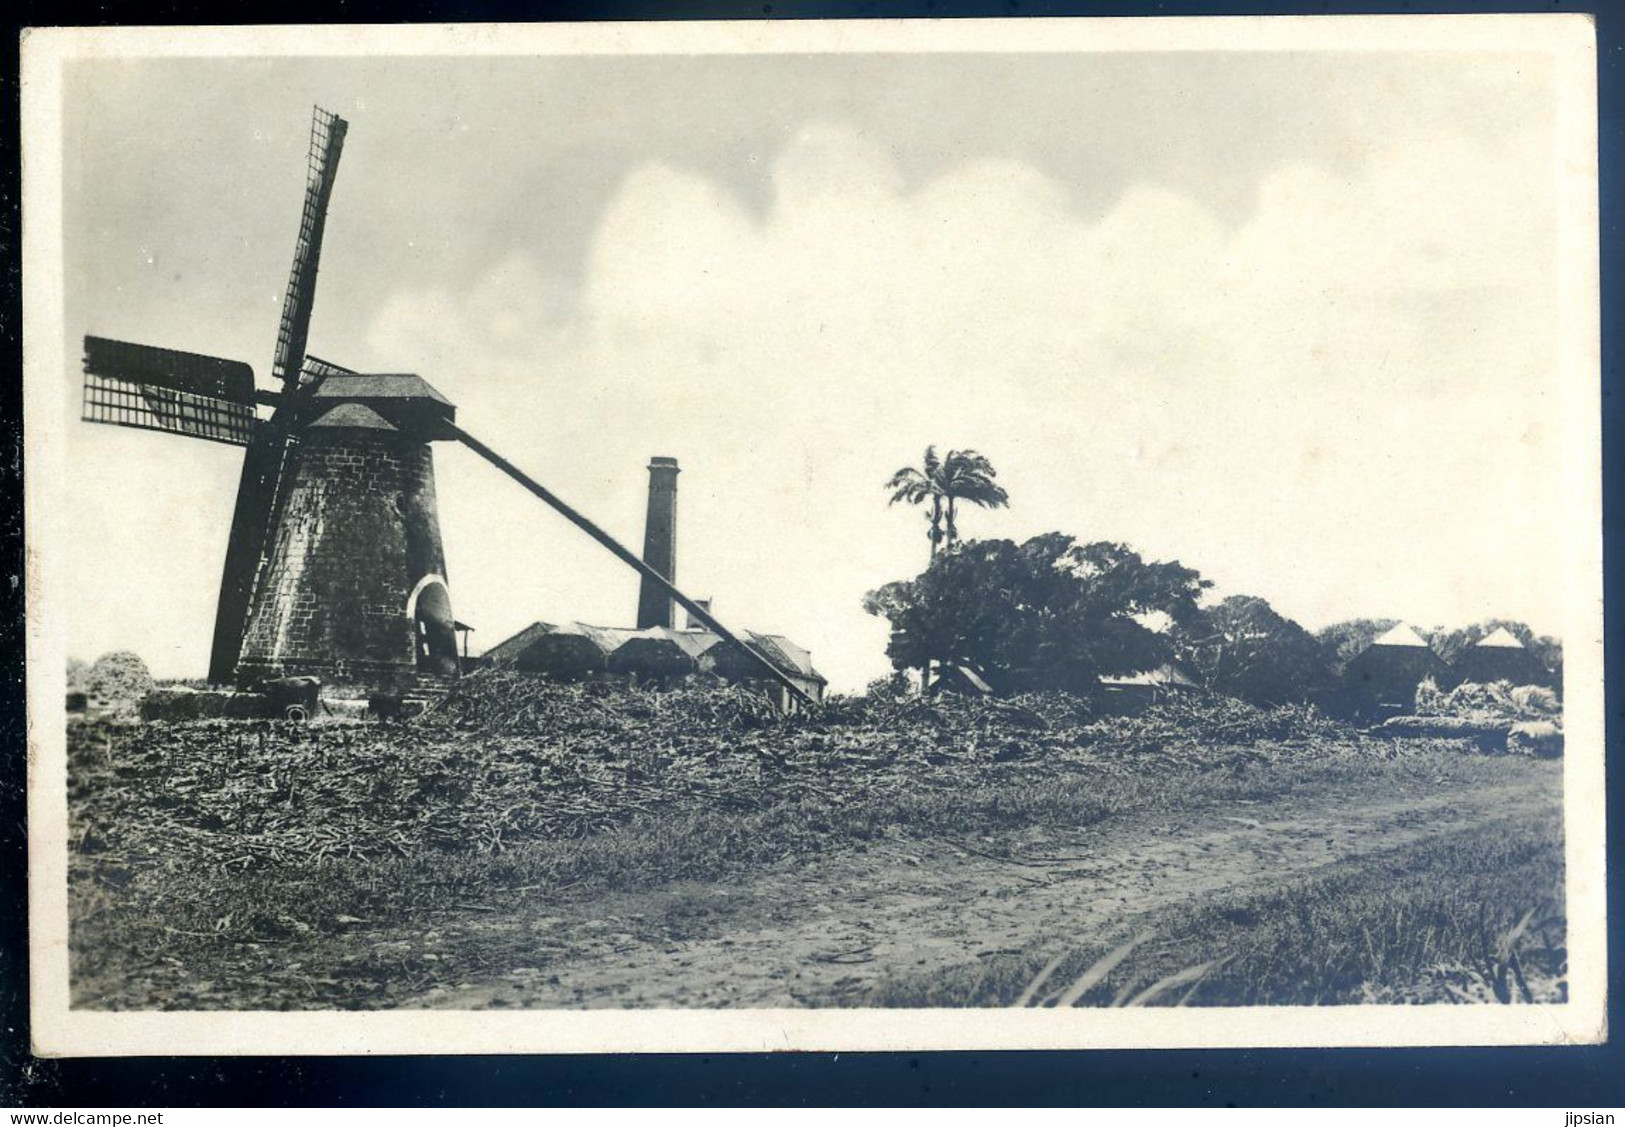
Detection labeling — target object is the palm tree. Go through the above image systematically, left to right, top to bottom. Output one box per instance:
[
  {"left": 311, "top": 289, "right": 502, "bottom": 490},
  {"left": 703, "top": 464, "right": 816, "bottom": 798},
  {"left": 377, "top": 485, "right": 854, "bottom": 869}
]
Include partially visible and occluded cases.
[
  {"left": 885, "top": 446, "right": 1010, "bottom": 562},
  {"left": 885, "top": 446, "right": 1010, "bottom": 696},
  {"left": 886, "top": 446, "right": 947, "bottom": 561},
  {"left": 937, "top": 449, "right": 1010, "bottom": 551}
]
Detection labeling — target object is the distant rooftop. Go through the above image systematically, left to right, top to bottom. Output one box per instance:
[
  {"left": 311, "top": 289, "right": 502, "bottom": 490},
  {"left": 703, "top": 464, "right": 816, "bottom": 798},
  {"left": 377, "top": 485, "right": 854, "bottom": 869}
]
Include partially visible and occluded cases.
[
  {"left": 481, "top": 620, "right": 826, "bottom": 684},
  {"left": 480, "top": 621, "right": 555, "bottom": 667},
  {"left": 1371, "top": 623, "right": 1430, "bottom": 648},
  {"left": 1477, "top": 626, "right": 1525, "bottom": 649},
  {"left": 747, "top": 632, "right": 826, "bottom": 683}
]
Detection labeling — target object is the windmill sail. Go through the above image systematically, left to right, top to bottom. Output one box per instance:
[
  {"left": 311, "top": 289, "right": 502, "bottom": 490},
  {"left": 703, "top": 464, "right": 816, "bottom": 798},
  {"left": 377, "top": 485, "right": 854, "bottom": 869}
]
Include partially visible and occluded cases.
[
  {"left": 207, "top": 106, "right": 349, "bottom": 685},
  {"left": 273, "top": 106, "right": 348, "bottom": 392},
  {"left": 81, "top": 335, "right": 258, "bottom": 447},
  {"left": 301, "top": 354, "right": 357, "bottom": 383}
]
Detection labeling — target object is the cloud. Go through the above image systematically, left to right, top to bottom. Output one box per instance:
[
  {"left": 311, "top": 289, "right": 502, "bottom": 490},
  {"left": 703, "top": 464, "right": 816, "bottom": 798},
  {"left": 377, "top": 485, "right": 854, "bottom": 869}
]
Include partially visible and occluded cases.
[{"left": 367, "top": 118, "right": 1562, "bottom": 692}]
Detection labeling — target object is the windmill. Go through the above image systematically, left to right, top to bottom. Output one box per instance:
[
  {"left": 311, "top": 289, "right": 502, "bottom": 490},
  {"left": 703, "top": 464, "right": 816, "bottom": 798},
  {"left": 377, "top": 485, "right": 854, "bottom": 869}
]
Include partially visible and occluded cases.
[{"left": 81, "top": 106, "right": 813, "bottom": 706}]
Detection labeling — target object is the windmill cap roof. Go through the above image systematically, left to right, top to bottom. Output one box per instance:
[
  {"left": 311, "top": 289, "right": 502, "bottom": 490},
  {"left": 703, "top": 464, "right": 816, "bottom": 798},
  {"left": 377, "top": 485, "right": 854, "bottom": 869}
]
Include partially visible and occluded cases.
[
  {"left": 313, "top": 373, "right": 454, "bottom": 408},
  {"left": 308, "top": 402, "right": 398, "bottom": 431},
  {"left": 1372, "top": 623, "right": 1430, "bottom": 647},
  {"left": 1477, "top": 627, "right": 1525, "bottom": 648}
]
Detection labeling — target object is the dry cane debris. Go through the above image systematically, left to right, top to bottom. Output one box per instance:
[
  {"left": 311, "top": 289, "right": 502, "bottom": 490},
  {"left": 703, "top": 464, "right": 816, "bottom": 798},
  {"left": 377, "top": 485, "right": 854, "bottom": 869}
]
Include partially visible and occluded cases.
[{"left": 70, "top": 672, "right": 1474, "bottom": 881}]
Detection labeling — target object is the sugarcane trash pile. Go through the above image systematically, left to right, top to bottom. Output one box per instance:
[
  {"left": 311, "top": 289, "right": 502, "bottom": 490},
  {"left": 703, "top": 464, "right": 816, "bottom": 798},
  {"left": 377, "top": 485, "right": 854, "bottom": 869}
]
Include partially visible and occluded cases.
[
  {"left": 68, "top": 671, "right": 1497, "bottom": 880},
  {"left": 1378, "top": 678, "right": 1563, "bottom": 756},
  {"left": 1413, "top": 678, "right": 1560, "bottom": 725}
]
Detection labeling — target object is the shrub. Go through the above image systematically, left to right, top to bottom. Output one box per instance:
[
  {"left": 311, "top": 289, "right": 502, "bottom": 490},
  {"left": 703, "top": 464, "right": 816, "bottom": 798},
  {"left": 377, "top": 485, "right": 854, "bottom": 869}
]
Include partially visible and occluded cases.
[
  {"left": 86, "top": 651, "right": 154, "bottom": 717},
  {"left": 862, "top": 671, "right": 913, "bottom": 700},
  {"left": 1414, "top": 676, "right": 1444, "bottom": 715},
  {"left": 1437, "top": 680, "right": 1561, "bottom": 724},
  {"left": 1509, "top": 685, "right": 1560, "bottom": 716},
  {"left": 1507, "top": 721, "right": 1562, "bottom": 759}
]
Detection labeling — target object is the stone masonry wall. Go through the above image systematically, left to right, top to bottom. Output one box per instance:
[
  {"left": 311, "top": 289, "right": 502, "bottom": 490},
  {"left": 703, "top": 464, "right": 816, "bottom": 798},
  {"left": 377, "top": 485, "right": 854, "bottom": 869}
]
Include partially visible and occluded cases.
[{"left": 237, "top": 430, "right": 449, "bottom": 694}]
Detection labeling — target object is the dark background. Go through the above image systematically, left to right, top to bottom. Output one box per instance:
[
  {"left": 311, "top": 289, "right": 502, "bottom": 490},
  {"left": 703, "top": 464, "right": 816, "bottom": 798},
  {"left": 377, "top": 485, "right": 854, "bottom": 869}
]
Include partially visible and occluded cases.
[{"left": 3, "top": 0, "right": 1621, "bottom": 1107}]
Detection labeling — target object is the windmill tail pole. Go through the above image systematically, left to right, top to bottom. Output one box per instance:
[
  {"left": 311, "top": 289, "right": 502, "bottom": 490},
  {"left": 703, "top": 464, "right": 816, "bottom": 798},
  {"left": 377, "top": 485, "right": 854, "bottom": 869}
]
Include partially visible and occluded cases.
[{"left": 449, "top": 424, "right": 815, "bottom": 709}]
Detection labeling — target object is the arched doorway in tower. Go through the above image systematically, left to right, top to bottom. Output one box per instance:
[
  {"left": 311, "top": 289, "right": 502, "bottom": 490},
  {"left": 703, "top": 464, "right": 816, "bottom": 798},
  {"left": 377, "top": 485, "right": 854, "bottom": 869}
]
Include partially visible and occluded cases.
[{"left": 407, "top": 576, "right": 459, "bottom": 676}]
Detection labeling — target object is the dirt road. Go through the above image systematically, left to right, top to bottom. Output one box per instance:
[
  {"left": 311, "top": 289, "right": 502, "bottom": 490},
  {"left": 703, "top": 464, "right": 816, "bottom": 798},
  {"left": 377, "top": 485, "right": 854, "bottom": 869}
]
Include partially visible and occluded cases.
[{"left": 400, "top": 763, "right": 1561, "bottom": 1009}]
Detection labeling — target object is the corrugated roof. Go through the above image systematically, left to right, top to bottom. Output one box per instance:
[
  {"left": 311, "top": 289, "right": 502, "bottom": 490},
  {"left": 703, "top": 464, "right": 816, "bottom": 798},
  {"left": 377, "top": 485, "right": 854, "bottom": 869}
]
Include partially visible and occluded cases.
[
  {"left": 313, "top": 373, "right": 453, "bottom": 407},
  {"left": 308, "top": 402, "right": 398, "bottom": 431},
  {"left": 482, "top": 619, "right": 824, "bottom": 685},
  {"left": 481, "top": 621, "right": 555, "bottom": 665},
  {"left": 554, "top": 622, "right": 637, "bottom": 654},
  {"left": 1372, "top": 623, "right": 1430, "bottom": 648},
  {"left": 562, "top": 624, "right": 826, "bottom": 682},
  {"left": 609, "top": 626, "right": 726, "bottom": 662},
  {"left": 609, "top": 627, "right": 694, "bottom": 655},
  {"left": 1477, "top": 627, "right": 1524, "bottom": 649},
  {"left": 607, "top": 628, "right": 707, "bottom": 674},
  {"left": 666, "top": 629, "right": 724, "bottom": 661},
  {"left": 746, "top": 631, "right": 827, "bottom": 684}
]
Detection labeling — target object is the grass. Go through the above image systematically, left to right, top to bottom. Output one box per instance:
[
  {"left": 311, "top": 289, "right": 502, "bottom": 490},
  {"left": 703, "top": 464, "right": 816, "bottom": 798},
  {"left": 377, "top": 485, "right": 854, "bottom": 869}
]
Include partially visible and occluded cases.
[
  {"left": 73, "top": 736, "right": 1503, "bottom": 946},
  {"left": 861, "top": 818, "right": 1565, "bottom": 1008}
]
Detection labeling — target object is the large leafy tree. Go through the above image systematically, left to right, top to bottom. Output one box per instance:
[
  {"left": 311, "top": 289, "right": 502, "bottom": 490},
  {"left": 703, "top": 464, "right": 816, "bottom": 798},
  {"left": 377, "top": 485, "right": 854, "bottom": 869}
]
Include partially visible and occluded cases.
[
  {"left": 885, "top": 446, "right": 1010, "bottom": 562},
  {"left": 863, "top": 534, "right": 1209, "bottom": 695},
  {"left": 1176, "top": 595, "right": 1338, "bottom": 706}
]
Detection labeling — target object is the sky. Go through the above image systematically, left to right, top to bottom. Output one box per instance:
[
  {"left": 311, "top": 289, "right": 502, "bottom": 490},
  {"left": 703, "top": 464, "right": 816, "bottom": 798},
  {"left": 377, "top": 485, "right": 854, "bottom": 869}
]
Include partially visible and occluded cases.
[{"left": 59, "top": 48, "right": 1567, "bottom": 692}]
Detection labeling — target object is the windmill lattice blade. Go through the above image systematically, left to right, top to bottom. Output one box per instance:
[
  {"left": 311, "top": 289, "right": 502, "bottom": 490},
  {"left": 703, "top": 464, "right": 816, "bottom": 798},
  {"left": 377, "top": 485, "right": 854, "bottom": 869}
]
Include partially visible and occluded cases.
[
  {"left": 271, "top": 106, "right": 348, "bottom": 396},
  {"left": 82, "top": 335, "right": 258, "bottom": 446},
  {"left": 84, "top": 335, "right": 256, "bottom": 404},
  {"left": 301, "top": 355, "right": 357, "bottom": 381}
]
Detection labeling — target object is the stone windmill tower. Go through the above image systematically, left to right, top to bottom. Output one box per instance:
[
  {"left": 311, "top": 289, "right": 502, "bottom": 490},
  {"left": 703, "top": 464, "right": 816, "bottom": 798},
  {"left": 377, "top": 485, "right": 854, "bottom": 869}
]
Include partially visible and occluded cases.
[
  {"left": 81, "top": 106, "right": 814, "bottom": 706},
  {"left": 234, "top": 375, "right": 461, "bottom": 688}
]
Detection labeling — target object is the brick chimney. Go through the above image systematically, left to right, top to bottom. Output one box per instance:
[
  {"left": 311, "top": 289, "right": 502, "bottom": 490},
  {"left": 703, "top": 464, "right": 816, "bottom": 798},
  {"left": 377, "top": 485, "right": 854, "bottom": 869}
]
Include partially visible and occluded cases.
[{"left": 636, "top": 456, "right": 680, "bottom": 629}]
